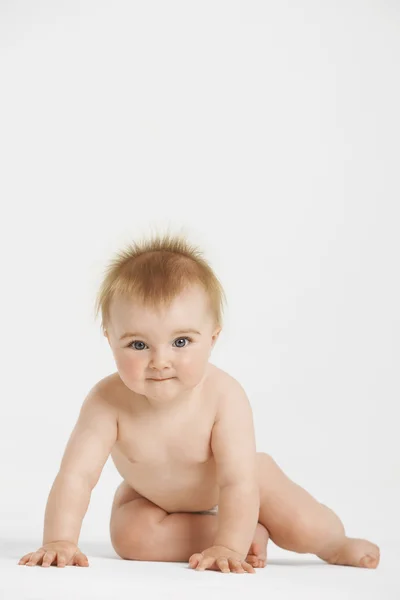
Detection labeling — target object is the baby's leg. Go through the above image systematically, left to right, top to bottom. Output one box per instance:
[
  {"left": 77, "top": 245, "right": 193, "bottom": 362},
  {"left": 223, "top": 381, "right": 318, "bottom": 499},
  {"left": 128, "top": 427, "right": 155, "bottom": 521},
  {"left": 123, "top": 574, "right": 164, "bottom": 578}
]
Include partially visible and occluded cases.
[
  {"left": 256, "top": 452, "right": 380, "bottom": 568},
  {"left": 110, "top": 481, "right": 265, "bottom": 563},
  {"left": 110, "top": 481, "right": 169, "bottom": 560},
  {"left": 110, "top": 482, "right": 267, "bottom": 564},
  {"left": 157, "top": 510, "right": 268, "bottom": 566}
]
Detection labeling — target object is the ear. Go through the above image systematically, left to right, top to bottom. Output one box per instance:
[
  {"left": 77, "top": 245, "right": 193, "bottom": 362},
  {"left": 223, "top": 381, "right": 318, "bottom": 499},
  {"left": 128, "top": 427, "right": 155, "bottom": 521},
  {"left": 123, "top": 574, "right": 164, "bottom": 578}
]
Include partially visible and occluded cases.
[{"left": 211, "top": 327, "right": 222, "bottom": 347}]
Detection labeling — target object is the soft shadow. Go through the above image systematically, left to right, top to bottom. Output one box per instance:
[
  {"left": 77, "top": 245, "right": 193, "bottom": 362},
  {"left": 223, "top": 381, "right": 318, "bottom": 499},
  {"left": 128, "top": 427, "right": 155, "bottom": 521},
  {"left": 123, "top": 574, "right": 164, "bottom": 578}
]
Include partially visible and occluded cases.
[
  {"left": 4, "top": 539, "right": 327, "bottom": 567},
  {"left": 180, "top": 557, "right": 326, "bottom": 574},
  {"left": 266, "top": 558, "right": 326, "bottom": 567}
]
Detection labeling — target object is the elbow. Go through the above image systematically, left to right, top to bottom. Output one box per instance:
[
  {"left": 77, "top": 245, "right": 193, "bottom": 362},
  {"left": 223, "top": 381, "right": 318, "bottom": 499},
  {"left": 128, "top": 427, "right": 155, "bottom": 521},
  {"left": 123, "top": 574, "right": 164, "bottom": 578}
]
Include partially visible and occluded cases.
[{"left": 56, "top": 470, "right": 95, "bottom": 492}]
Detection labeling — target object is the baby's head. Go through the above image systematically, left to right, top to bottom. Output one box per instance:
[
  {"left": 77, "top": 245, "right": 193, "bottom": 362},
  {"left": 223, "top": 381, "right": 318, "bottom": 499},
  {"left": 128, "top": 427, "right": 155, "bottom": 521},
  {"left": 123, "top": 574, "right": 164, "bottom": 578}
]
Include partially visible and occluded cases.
[{"left": 94, "top": 230, "right": 226, "bottom": 404}]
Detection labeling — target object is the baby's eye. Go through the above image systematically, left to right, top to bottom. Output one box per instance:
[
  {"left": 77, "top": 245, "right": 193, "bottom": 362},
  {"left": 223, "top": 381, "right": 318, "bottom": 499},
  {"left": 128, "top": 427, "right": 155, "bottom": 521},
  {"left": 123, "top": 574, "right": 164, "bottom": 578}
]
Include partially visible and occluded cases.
[
  {"left": 128, "top": 337, "right": 192, "bottom": 351},
  {"left": 174, "top": 337, "right": 191, "bottom": 348},
  {"left": 130, "top": 340, "right": 146, "bottom": 351}
]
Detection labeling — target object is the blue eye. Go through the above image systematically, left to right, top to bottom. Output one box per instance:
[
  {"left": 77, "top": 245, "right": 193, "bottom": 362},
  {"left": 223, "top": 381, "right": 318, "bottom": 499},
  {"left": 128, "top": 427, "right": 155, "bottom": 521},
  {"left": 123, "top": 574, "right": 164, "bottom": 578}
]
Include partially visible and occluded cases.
[{"left": 128, "top": 337, "right": 193, "bottom": 351}]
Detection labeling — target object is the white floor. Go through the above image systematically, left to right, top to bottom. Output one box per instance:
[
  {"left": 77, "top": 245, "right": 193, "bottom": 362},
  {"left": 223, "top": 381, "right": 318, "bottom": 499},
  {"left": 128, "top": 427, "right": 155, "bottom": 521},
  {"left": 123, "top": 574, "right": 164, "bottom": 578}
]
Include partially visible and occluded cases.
[{"left": 1, "top": 537, "right": 398, "bottom": 600}]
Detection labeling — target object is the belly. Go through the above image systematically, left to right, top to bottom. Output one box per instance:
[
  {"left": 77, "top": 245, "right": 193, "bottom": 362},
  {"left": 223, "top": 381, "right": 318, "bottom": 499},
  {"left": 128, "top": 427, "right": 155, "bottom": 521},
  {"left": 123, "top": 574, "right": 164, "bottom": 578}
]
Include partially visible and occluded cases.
[{"left": 111, "top": 445, "right": 220, "bottom": 513}]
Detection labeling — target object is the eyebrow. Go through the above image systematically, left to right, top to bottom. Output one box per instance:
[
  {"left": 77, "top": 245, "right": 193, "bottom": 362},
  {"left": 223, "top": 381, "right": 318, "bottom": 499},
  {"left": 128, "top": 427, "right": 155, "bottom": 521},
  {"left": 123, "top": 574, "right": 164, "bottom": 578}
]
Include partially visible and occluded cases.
[{"left": 119, "top": 329, "right": 202, "bottom": 341}]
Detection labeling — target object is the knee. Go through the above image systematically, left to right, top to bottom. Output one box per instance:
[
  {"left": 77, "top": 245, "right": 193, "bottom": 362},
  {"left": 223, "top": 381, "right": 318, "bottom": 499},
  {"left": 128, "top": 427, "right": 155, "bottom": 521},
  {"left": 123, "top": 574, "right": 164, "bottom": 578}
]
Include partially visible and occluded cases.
[
  {"left": 257, "top": 451, "right": 275, "bottom": 470},
  {"left": 259, "top": 451, "right": 272, "bottom": 460},
  {"left": 110, "top": 512, "right": 160, "bottom": 561},
  {"left": 111, "top": 527, "right": 157, "bottom": 561}
]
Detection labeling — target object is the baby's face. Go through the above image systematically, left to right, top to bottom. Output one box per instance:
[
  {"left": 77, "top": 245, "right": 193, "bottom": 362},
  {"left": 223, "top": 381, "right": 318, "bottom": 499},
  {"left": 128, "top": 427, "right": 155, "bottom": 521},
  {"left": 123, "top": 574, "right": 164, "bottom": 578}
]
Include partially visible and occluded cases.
[{"left": 105, "top": 285, "right": 221, "bottom": 403}]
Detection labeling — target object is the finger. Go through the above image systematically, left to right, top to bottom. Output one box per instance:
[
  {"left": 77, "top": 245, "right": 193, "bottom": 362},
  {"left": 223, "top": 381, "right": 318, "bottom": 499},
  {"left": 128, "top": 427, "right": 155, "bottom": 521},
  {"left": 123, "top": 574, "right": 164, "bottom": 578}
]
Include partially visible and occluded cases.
[
  {"left": 26, "top": 551, "right": 44, "bottom": 566},
  {"left": 42, "top": 551, "right": 56, "bottom": 567},
  {"left": 18, "top": 553, "right": 33, "bottom": 565},
  {"left": 77, "top": 553, "right": 89, "bottom": 567},
  {"left": 189, "top": 553, "right": 203, "bottom": 568},
  {"left": 57, "top": 554, "right": 66, "bottom": 568},
  {"left": 80, "top": 554, "right": 90, "bottom": 567},
  {"left": 196, "top": 556, "right": 215, "bottom": 571},
  {"left": 216, "top": 557, "right": 230, "bottom": 573},
  {"left": 228, "top": 558, "right": 245, "bottom": 573},
  {"left": 241, "top": 561, "right": 256, "bottom": 574}
]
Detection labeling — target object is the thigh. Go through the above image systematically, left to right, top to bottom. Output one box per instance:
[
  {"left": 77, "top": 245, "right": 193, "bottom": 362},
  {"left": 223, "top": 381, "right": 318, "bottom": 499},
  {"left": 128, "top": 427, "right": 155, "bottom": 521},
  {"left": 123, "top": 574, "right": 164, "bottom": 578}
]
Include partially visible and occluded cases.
[
  {"left": 111, "top": 479, "right": 145, "bottom": 513},
  {"left": 110, "top": 480, "right": 168, "bottom": 559}
]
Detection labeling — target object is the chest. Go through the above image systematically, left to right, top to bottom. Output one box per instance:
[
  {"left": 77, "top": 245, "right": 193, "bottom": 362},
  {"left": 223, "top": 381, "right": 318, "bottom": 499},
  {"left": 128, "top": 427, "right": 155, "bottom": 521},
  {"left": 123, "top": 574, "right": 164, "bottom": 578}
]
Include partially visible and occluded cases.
[{"left": 116, "top": 410, "right": 215, "bottom": 466}]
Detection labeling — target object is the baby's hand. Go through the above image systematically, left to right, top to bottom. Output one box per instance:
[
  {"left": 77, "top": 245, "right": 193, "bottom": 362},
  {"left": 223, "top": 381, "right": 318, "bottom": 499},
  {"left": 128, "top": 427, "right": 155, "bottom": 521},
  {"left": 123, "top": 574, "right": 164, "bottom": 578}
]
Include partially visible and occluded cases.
[
  {"left": 18, "top": 540, "right": 89, "bottom": 568},
  {"left": 189, "top": 545, "right": 256, "bottom": 574}
]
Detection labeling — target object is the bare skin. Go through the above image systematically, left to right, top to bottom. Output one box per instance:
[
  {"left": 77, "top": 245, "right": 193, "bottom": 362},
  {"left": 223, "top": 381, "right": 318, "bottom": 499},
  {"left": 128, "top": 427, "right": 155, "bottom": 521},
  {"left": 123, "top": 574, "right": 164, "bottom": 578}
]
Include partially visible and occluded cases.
[
  {"left": 18, "top": 285, "right": 379, "bottom": 571},
  {"left": 18, "top": 362, "right": 379, "bottom": 570},
  {"left": 106, "top": 366, "right": 379, "bottom": 571}
]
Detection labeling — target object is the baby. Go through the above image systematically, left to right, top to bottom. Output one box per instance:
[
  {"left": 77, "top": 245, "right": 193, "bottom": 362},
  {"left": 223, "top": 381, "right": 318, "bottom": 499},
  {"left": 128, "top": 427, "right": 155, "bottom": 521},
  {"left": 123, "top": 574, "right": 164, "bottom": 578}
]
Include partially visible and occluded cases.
[{"left": 18, "top": 232, "right": 380, "bottom": 573}]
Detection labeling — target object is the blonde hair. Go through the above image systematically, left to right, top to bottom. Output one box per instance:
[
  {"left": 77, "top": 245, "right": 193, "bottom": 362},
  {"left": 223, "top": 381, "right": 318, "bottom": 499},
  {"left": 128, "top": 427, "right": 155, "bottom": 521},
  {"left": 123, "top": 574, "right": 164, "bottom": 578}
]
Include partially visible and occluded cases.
[{"left": 94, "top": 230, "right": 227, "bottom": 334}]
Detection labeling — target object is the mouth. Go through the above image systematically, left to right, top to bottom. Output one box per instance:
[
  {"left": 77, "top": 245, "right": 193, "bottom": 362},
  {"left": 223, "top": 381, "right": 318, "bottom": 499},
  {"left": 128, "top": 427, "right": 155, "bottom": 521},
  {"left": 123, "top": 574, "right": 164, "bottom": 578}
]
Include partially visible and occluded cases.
[{"left": 149, "top": 377, "right": 175, "bottom": 382}]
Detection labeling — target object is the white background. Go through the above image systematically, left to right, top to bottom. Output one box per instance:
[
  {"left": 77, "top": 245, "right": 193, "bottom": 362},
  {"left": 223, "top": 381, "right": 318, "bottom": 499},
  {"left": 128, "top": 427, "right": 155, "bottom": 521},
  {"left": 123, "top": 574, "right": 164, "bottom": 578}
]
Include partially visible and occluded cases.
[{"left": 1, "top": 1, "right": 399, "bottom": 598}]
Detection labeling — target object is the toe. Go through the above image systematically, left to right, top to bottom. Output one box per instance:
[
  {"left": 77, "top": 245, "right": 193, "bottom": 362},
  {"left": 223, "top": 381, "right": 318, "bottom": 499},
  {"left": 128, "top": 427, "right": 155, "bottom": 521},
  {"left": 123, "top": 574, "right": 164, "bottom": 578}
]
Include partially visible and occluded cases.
[{"left": 360, "top": 554, "right": 379, "bottom": 569}]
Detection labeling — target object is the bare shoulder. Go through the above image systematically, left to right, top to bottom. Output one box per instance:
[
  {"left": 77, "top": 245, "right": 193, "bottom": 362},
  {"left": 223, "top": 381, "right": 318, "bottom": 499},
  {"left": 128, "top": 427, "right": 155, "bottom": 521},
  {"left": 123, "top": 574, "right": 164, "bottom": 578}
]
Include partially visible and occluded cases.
[
  {"left": 207, "top": 363, "right": 241, "bottom": 391},
  {"left": 207, "top": 364, "right": 248, "bottom": 413},
  {"left": 92, "top": 372, "right": 125, "bottom": 407},
  {"left": 92, "top": 372, "right": 147, "bottom": 420}
]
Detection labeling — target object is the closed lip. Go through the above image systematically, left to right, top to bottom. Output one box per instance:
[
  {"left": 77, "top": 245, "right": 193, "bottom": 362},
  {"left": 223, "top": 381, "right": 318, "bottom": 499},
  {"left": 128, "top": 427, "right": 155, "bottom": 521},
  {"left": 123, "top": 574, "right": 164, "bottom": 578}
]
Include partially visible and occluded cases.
[{"left": 149, "top": 377, "right": 175, "bottom": 381}]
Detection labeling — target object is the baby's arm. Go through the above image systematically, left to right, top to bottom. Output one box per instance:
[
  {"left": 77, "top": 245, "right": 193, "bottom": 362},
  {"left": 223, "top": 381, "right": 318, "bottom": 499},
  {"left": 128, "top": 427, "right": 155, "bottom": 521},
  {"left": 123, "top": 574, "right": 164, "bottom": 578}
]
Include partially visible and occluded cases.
[
  {"left": 210, "top": 379, "right": 259, "bottom": 556},
  {"left": 42, "top": 384, "right": 118, "bottom": 546}
]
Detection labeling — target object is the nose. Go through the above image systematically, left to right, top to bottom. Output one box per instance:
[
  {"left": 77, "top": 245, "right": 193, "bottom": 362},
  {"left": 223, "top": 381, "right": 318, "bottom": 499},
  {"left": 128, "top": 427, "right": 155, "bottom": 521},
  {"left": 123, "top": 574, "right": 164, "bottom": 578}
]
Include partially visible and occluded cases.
[{"left": 149, "top": 347, "right": 172, "bottom": 370}]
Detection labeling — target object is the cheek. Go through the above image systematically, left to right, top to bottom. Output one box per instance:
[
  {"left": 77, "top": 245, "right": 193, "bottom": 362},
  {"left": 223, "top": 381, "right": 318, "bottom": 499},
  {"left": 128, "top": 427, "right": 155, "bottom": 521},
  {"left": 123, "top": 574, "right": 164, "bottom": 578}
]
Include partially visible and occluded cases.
[
  {"left": 178, "top": 350, "right": 209, "bottom": 376},
  {"left": 114, "top": 351, "right": 143, "bottom": 377}
]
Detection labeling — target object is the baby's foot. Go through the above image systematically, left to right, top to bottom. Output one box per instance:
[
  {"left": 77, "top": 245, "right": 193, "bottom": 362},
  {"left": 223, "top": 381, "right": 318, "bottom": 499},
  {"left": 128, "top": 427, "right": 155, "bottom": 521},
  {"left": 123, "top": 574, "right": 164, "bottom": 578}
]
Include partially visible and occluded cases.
[
  {"left": 245, "top": 523, "right": 269, "bottom": 568},
  {"left": 323, "top": 537, "right": 380, "bottom": 569}
]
